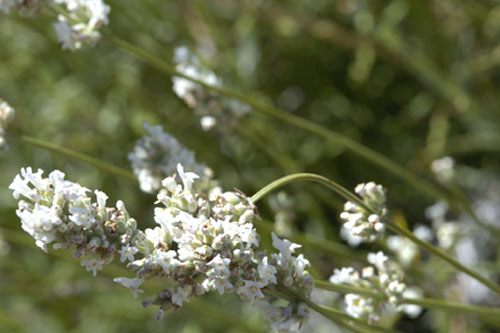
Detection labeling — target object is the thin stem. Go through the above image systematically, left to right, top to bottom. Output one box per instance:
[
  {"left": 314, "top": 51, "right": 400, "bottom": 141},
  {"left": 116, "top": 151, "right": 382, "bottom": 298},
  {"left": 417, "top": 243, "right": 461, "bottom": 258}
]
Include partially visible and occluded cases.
[
  {"left": 110, "top": 35, "right": 500, "bottom": 236},
  {"left": 110, "top": 38, "right": 441, "bottom": 198},
  {"left": 16, "top": 135, "right": 137, "bottom": 183},
  {"left": 250, "top": 173, "right": 362, "bottom": 208},
  {"left": 251, "top": 173, "right": 500, "bottom": 295},
  {"left": 385, "top": 222, "right": 500, "bottom": 295},
  {"left": 314, "top": 280, "right": 383, "bottom": 299},
  {"left": 315, "top": 280, "right": 500, "bottom": 317}
]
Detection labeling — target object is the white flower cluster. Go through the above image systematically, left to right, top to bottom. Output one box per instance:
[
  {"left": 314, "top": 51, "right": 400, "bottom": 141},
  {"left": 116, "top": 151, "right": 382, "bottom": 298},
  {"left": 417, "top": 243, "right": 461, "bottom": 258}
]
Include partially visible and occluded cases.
[
  {"left": 1, "top": 0, "right": 109, "bottom": 51},
  {"left": 53, "top": 0, "right": 110, "bottom": 51},
  {"left": 172, "top": 46, "right": 251, "bottom": 131},
  {"left": 0, "top": 98, "right": 15, "bottom": 153},
  {"left": 128, "top": 122, "right": 214, "bottom": 194},
  {"left": 10, "top": 164, "right": 314, "bottom": 330},
  {"left": 113, "top": 164, "right": 313, "bottom": 330},
  {"left": 9, "top": 167, "right": 139, "bottom": 276},
  {"left": 340, "top": 182, "right": 387, "bottom": 243},
  {"left": 387, "top": 225, "right": 433, "bottom": 268},
  {"left": 329, "top": 251, "right": 418, "bottom": 322}
]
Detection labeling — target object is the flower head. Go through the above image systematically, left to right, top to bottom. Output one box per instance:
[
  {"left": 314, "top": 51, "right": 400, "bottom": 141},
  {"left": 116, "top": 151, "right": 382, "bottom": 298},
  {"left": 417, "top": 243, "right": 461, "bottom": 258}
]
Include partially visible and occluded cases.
[
  {"left": 172, "top": 46, "right": 251, "bottom": 132},
  {"left": 128, "top": 122, "right": 213, "bottom": 193},
  {"left": 340, "top": 182, "right": 387, "bottom": 243},
  {"left": 329, "top": 251, "right": 411, "bottom": 322}
]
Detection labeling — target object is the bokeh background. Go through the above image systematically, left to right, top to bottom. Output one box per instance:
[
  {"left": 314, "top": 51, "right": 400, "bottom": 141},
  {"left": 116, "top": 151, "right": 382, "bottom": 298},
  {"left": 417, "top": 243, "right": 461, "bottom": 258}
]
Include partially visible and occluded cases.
[{"left": 1, "top": 0, "right": 500, "bottom": 332}]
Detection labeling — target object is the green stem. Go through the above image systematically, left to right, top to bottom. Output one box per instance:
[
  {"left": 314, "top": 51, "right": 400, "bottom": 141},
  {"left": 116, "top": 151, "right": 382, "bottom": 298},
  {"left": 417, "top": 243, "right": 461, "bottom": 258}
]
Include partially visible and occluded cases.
[
  {"left": 110, "top": 35, "right": 499, "bottom": 236},
  {"left": 112, "top": 38, "right": 445, "bottom": 196},
  {"left": 17, "top": 135, "right": 137, "bottom": 183},
  {"left": 250, "top": 173, "right": 362, "bottom": 208},
  {"left": 251, "top": 173, "right": 500, "bottom": 295},
  {"left": 386, "top": 222, "right": 500, "bottom": 295},
  {"left": 315, "top": 280, "right": 500, "bottom": 317},
  {"left": 315, "top": 280, "right": 382, "bottom": 299}
]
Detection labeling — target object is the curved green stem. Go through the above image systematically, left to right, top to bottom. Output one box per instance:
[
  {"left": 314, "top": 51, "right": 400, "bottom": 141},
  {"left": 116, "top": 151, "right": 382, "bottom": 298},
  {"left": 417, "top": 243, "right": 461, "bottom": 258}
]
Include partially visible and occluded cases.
[
  {"left": 110, "top": 35, "right": 500, "bottom": 237},
  {"left": 16, "top": 135, "right": 137, "bottom": 183},
  {"left": 250, "top": 173, "right": 362, "bottom": 208},
  {"left": 251, "top": 173, "right": 500, "bottom": 295},
  {"left": 315, "top": 280, "right": 500, "bottom": 317}
]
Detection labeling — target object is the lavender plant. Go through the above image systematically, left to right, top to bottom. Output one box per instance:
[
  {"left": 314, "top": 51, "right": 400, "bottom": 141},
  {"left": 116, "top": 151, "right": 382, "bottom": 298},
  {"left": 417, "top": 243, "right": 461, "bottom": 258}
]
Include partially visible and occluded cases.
[{"left": 2, "top": 1, "right": 500, "bottom": 332}]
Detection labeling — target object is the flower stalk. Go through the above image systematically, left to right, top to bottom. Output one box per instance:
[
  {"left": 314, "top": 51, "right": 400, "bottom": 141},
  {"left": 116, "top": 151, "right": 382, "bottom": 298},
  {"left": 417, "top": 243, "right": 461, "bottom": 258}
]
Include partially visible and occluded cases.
[{"left": 251, "top": 173, "right": 500, "bottom": 296}]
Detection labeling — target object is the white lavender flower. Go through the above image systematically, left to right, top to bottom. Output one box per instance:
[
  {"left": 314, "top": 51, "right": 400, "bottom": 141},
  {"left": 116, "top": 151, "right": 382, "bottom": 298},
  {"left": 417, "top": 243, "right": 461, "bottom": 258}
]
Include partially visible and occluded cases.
[
  {"left": 53, "top": 0, "right": 110, "bottom": 51},
  {"left": 172, "top": 46, "right": 251, "bottom": 131},
  {"left": 0, "top": 98, "right": 14, "bottom": 153},
  {"left": 128, "top": 122, "right": 214, "bottom": 194},
  {"left": 11, "top": 164, "right": 313, "bottom": 330},
  {"left": 116, "top": 164, "right": 312, "bottom": 329},
  {"left": 9, "top": 167, "right": 139, "bottom": 276},
  {"left": 340, "top": 182, "right": 387, "bottom": 243},
  {"left": 387, "top": 224, "right": 433, "bottom": 268},
  {"left": 329, "top": 251, "right": 410, "bottom": 322},
  {"left": 113, "top": 277, "right": 144, "bottom": 298}
]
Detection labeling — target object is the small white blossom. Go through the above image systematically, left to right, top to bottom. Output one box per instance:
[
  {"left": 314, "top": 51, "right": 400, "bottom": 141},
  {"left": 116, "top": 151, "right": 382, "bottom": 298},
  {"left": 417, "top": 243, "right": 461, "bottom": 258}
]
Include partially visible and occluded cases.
[
  {"left": 271, "top": 232, "right": 301, "bottom": 260},
  {"left": 120, "top": 245, "right": 139, "bottom": 263},
  {"left": 367, "top": 251, "right": 388, "bottom": 271},
  {"left": 207, "top": 254, "right": 231, "bottom": 278},
  {"left": 258, "top": 257, "right": 277, "bottom": 285},
  {"left": 81, "top": 258, "right": 104, "bottom": 276},
  {"left": 329, "top": 267, "right": 358, "bottom": 285},
  {"left": 113, "top": 277, "right": 145, "bottom": 298},
  {"left": 237, "top": 280, "right": 266, "bottom": 301},
  {"left": 171, "top": 286, "right": 192, "bottom": 306}
]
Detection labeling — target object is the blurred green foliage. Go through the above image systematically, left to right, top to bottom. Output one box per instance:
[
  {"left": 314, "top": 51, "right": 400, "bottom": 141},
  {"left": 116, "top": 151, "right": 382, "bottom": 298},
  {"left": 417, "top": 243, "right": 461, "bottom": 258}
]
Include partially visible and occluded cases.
[{"left": 1, "top": 0, "right": 500, "bottom": 332}]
